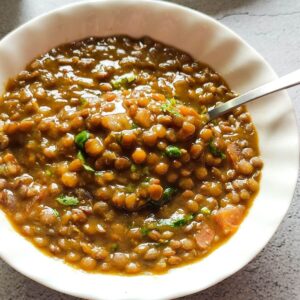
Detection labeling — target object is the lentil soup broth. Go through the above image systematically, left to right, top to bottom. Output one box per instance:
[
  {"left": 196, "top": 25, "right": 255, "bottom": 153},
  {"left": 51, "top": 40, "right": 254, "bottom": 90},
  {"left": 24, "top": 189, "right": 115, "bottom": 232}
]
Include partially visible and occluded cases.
[{"left": 0, "top": 36, "right": 262, "bottom": 274}]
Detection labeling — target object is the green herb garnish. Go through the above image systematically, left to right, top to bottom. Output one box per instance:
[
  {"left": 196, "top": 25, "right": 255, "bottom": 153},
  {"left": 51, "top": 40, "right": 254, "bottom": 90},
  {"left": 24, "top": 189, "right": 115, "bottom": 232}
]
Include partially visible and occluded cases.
[
  {"left": 111, "top": 72, "right": 137, "bottom": 89},
  {"left": 79, "top": 96, "right": 88, "bottom": 107},
  {"left": 161, "top": 98, "right": 181, "bottom": 117},
  {"left": 199, "top": 106, "right": 208, "bottom": 114},
  {"left": 210, "top": 119, "right": 218, "bottom": 126},
  {"left": 131, "top": 122, "right": 139, "bottom": 129},
  {"left": 75, "top": 130, "right": 90, "bottom": 149},
  {"left": 114, "top": 132, "right": 123, "bottom": 144},
  {"left": 208, "top": 139, "right": 226, "bottom": 159},
  {"left": 165, "top": 145, "right": 181, "bottom": 158},
  {"left": 77, "top": 150, "right": 95, "bottom": 172},
  {"left": 77, "top": 150, "right": 85, "bottom": 161},
  {"left": 130, "top": 163, "right": 150, "bottom": 175},
  {"left": 82, "top": 164, "right": 95, "bottom": 172},
  {"left": 130, "top": 164, "right": 137, "bottom": 172},
  {"left": 0, "top": 165, "right": 6, "bottom": 176},
  {"left": 143, "top": 166, "right": 149, "bottom": 175},
  {"left": 45, "top": 168, "right": 52, "bottom": 176},
  {"left": 125, "top": 183, "right": 135, "bottom": 193},
  {"left": 149, "top": 186, "right": 178, "bottom": 208},
  {"left": 161, "top": 187, "right": 177, "bottom": 204},
  {"left": 56, "top": 195, "right": 79, "bottom": 206},
  {"left": 200, "top": 207, "right": 211, "bottom": 215},
  {"left": 52, "top": 208, "right": 60, "bottom": 217},
  {"left": 143, "top": 214, "right": 195, "bottom": 232},
  {"left": 171, "top": 214, "right": 194, "bottom": 227},
  {"left": 140, "top": 227, "right": 150, "bottom": 236},
  {"left": 110, "top": 243, "right": 119, "bottom": 252}
]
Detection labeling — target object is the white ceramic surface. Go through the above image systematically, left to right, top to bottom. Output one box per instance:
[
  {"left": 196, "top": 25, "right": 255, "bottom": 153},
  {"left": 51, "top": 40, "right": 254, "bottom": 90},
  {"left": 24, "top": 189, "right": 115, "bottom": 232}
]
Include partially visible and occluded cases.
[{"left": 0, "top": 1, "right": 298, "bottom": 299}]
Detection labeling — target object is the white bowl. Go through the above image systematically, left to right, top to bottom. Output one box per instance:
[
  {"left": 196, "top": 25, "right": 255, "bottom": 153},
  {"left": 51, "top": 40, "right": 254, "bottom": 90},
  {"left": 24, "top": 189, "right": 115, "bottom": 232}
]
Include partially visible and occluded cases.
[{"left": 0, "top": 1, "right": 298, "bottom": 299}]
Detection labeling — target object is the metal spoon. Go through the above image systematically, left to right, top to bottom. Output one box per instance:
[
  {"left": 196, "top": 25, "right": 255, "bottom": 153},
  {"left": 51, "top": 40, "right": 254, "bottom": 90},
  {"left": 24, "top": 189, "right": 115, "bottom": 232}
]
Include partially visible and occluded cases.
[{"left": 207, "top": 69, "right": 300, "bottom": 121}]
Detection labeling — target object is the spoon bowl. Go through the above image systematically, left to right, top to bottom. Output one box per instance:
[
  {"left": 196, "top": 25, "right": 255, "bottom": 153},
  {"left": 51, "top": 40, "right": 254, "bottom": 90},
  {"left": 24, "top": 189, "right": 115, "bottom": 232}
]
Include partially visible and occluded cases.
[{"left": 208, "top": 69, "right": 300, "bottom": 121}]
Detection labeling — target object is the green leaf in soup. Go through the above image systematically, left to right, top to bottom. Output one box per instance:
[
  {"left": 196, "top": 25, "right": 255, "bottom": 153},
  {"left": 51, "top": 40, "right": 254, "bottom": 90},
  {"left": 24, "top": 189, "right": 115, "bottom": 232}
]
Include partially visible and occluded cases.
[
  {"left": 111, "top": 72, "right": 137, "bottom": 89},
  {"left": 161, "top": 98, "right": 182, "bottom": 117},
  {"left": 210, "top": 119, "right": 218, "bottom": 126},
  {"left": 131, "top": 122, "right": 139, "bottom": 129},
  {"left": 75, "top": 130, "right": 90, "bottom": 149},
  {"left": 208, "top": 139, "right": 226, "bottom": 159},
  {"left": 165, "top": 145, "right": 181, "bottom": 158},
  {"left": 77, "top": 150, "right": 95, "bottom": 172},
  {"left": 77, "top": 150, "right": 86, "bottom": 162},
  {"left": 82, "top": 164, "right": 95, "bottom": 172},
  {"left": 130, "top": 164, "right": 137, "bottom": 173},
  {"left": 142, "top": 166, "right": 150, "bottom": 175},
  {"left": 45, "top": 168, "right": 52, "bottom": 176},
  {"left": 143, "top": 177, "right": 151, "bottom": 182},
  {"left": 125, "top": 183, "right": 135, "bottom": 193},
  {"left": 149, "top": 186, "right": 178, "bottom": 208},
  {"left": 161, "top": 187, "right": 177, "bottom": 205},
  {"left": 56, "top": 195, "right": 79, "bottom": 206},
  {"left": 200, "top": 206, "right": 211, "bottom": 215},
  {"left": 52, "top": 208, "right": 60, "bottom": 217},
  {"left": 145, "top": 214, "right": 195, "bottom": 229},
  {"left": 171, "top": 214, "right": 194, "bottom": 228},
  {"left": 171, "top": 218, "right": 188, "bottom": 228},
  {"left": 140, "top": 227, "right": 150, "bottom": 236},
  {"left": 110, "top": 243, "right": 119, "bottom": 252}
]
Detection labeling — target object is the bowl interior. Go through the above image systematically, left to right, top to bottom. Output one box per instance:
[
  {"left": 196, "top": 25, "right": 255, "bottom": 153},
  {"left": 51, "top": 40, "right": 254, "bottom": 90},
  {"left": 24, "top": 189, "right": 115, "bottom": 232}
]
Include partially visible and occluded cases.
[{"left": 0, "top": 1, "right": 298, "bottom": 300}]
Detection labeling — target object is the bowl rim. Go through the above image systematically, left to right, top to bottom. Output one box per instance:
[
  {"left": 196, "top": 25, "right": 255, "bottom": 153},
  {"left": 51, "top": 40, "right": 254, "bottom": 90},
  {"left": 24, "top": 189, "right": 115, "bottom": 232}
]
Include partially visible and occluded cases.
[{"left": 0, "top": 1, "right": 298, "bottom": 299}]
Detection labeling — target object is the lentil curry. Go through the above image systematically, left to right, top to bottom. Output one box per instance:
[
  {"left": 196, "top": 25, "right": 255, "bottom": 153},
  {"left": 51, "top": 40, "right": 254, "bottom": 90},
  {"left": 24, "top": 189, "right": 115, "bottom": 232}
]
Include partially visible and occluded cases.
[{"left": 0, "top": 36, "right": 263, "bottom": 274}]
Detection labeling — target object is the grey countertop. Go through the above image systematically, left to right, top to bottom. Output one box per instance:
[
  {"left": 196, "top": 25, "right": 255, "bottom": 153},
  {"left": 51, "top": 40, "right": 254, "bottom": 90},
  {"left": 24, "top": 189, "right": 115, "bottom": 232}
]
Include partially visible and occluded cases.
[{"left": 0, "top": 0, "right": 299, "bottom": 299}]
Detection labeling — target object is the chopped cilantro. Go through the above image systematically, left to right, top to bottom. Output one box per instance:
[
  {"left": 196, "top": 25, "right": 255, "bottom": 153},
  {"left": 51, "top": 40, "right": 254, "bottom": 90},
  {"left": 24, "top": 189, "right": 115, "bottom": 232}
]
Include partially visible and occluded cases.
[
  {"left": 111, "top": 72, "right": 137, "bottom": 89},
  {"left": 79, "top": 97, "right": 88, "bottom": 107},
  {"left": 161, "top": 98, "right": 182, "bottom": 117},
  {"left": 199, "top": 106, "right": 208, "bottom": 114},
  {"left": 210, "top": 119, "right": 218, "bottom": 126},
  {"left": 131, "top": 122, "right": 139, "bottom": 129},
  {"left": 75, "top": 130, "right": 90, "bottom": 150},
  {"left": 114, "top": 132, "right": 123, "bottom": 144},
  {"left": 208, "top": 139, "right": 226, "bottom": 159},
  {"left": 165, "top": 145, "right": 181, "bottom": 158},
  {"left": 76, "top": 150, "right": 85, "bottom": 161},
  {"left": 77, "top": 150, "right": 95, "bottom": 172},
  {"left": 82, "top": 164, "right": 95, "bottom": 172},
  {"left": 130, "top": 164, "right": 137, "bottom": 172},
  {"left": 0, "top": 165, "right": 6, "bottom": 176},
  {"left": 142, "top": 166, "right": 150, "bottom": 175},
  {"left": 45, "top": 168, "right": 52, "bottom": 176},
  {"left": 95, "top": 171, "right": 104, "bottom": 177},
  {"left": 143, "top": 177, "right": 151, "bottom": 182},
  {"left": 125, "top": 183, "right": 135, "bottom": 193},
  {"left": 149, "top": 186, "right": 178, "bottom": 208},
  {"left": 161, "top": 187, "right": 177, "bottom": 204},
  {"left": 56, "top": 195, "right": 79, "bottom": 206},
  {"left": 200, "top": 207, "right": 211, "bottom": 215},
  {"left": 52, "top": 208, "right": 60, "bottom": 217},
  {"left": 142, "top": 214, "right": 195, "bottom": 232},
  {"left": 172, "top": 214, "right": 194, "bottom": 228},
  {"left": 140, "top": 227, "right": 150, "bottom": 236},
  {"left": 110, "top": 243, "right": 119, "bottom": 252}
]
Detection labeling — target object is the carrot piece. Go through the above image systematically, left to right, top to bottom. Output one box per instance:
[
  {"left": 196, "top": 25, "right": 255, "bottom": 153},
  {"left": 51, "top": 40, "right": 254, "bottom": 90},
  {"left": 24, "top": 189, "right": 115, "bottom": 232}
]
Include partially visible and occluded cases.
[
  {"left": 213, "top": 205, "right": 245, "bottom": 235},
  {"left": 194, "top": 223, "right": 215, "bottom": 249}
]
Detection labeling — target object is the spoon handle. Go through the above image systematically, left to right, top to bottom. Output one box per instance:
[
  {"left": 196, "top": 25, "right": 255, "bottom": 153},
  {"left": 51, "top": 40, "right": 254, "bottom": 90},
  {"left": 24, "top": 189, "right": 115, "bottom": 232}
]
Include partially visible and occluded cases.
[{"left": 208, "top": 69, "right": 300, "bottom": 121}]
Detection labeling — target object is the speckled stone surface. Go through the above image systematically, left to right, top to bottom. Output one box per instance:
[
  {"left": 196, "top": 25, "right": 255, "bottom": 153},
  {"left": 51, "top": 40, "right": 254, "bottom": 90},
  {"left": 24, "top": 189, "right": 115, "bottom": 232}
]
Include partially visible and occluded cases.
[{"left": 0, "top": 0, "right": 299, "bottom": 299}]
